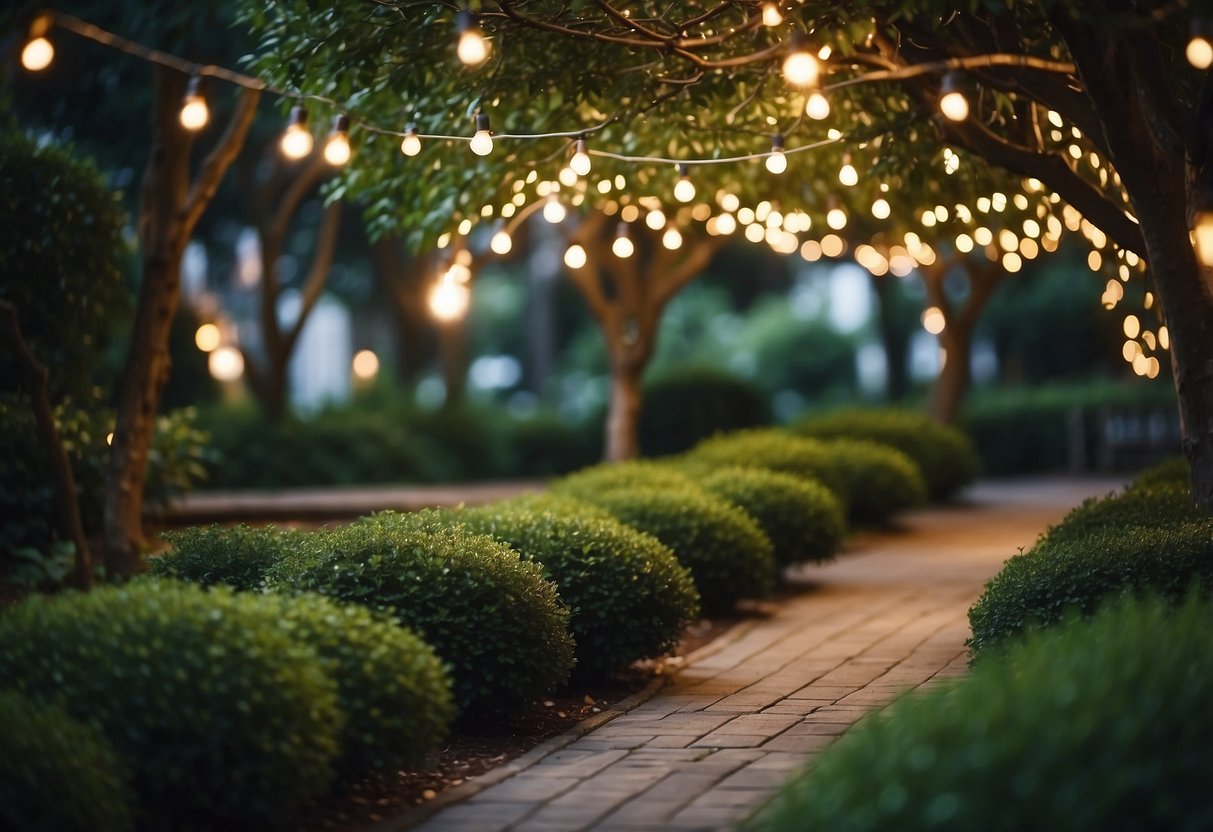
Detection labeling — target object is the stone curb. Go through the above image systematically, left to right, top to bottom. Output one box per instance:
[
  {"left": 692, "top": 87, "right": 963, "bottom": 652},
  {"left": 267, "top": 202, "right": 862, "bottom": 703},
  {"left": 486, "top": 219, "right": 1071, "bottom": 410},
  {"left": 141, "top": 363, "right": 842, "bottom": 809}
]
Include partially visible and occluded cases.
[{"left": 369, "top": 615, "right": 764, "bottom": 832}]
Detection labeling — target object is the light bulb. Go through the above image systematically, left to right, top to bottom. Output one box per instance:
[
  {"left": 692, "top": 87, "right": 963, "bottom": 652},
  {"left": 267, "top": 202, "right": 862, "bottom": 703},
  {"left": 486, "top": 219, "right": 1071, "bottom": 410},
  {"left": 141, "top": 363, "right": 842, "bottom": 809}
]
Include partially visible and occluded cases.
[
  {"left": 762, "top": 2, "right": 783, "bottom": 26},
  {"left": 456, "top": 10, "right": 490, "bottom": 67},
  {"left": 1189, "top": 33, "right": 1213, "bottom": 69},
  {"left": 782, "top": 34, "right": 819, "bottom": 87},
  {"left": 21, "top": 36, "right": 54, "bottom": 72},
  {"left": 939, "top": 73, "right": 969, "bottom": 121},
  {"left": 178, "top": 77, "right": 209, "bottom": 132},
  {"left": 806, "top": 91, "right": 830, "bottom": 120},
  {"left": 280, "top": 106, "right": 314, "bottom": 159},
  {"left": 469, "top": 113, "right": 493, "bottom": 156},
  {"left": 323, "top": 115, "right": 351, "bottom": 166},
  {"left": 400, "top": 123, "right": 421, "bottom": 156},
  {"left": 765, "top": 134, "right": 787, "bottom": 175},
  {"left": 570, "top": 138, "right": 592, "bottom": 176},
  {"left": 838, "top": 154, "right": 858, "bottom": 187},
  {"left": 673, "top": 164, "right": 695, "bottom": 203},
  {"left": 543, "top": 195, "right": 566, "bottom": 224},
  {"left": 872, "top": 198, "right": 891, "bottom": 219},
  {"left": 827, "top": 207, "right": 847, "bottom": 230},
  {"left": 646, "top": 209, "right": 666, "bottom": 230},
  {"left": 1193, "top": 210, "right": 1213, "bottom": 266},
  {"left": 716, "top": 213, "right": 737, "bottom": 235},
  {"left": 662, "top": 227, "right": 683, "bottom": 250},
  {"left": 490, "top": 230, "right": 512, "bottom": 255},
  {"left": 612, "top": 235, "right": 634, "bottom": 258},
  {"left": 564, "top": 244, "right": 587, "bottom": 269},
  {"left": 429, "top": 277, "right": 471, "bottom": 321},
  {"left": 194, "top": 323, "right": 221, "bottom": 352},
  {"left": 208, "top": 346, "right": 245, "bottom": 382},
  {"left": 352, "top": 349, "right": 380, "bottom": 380}
]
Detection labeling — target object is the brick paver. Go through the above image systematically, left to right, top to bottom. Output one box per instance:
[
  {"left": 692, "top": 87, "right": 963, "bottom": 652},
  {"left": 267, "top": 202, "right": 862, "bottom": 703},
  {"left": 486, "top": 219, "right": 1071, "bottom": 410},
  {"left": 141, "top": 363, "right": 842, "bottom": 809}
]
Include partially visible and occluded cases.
[{"left": 407, "top": 478, "right": 1119, "bottom": 832}]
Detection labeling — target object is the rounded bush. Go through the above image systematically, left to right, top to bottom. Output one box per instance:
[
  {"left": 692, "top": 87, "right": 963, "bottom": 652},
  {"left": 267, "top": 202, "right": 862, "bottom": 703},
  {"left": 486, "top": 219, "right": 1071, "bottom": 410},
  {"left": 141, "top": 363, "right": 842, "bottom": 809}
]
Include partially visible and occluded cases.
[
  {"left": 639, "top": 365, "right": 772, "bottom": 456},
  {"left": 794, "top": 408, "right": 979, "bottom": 501},
  {"left": 685, "top": 429, "right": 849, "bottom": 505},
  {"left": 820, "top": 439, "right": 927, "bottom": 526},
  {"left": 1129, "top": 455, "right": 1190, "bottom": 491},
  {"left": 556, "top": 460, "right": 700, "bottom": 498},
  {"left": 698, "top": 466, "right": 845, "bottom": 567},
  {"left": 1043, "top": 484, "right": 1201, "bottom": 544},
  {"left": 576, "top": 485, "right": 776, "bottom": 615},
  {"left": 488, "top": 491, "right": 618, "bottom": 523},
  {"left": 456, "top": 503, "right": 701, "bottom": 678},
  {"left": 270, "top": 511, "right": 575, "bottom": 719},
  {"left": 968, "top": 521, "right": 1213, "bottom": 657},
  {"left": 152, "top": 523, "right": 302, "bottom": 591},
  {"left": 0, "top": 581, "right": 342, "bottom": 830},
  {"left": 262, "top": 593, "right": 454, "bottom": 781},
  {"left": 756, "top": 594, "right": 1213, "bottom": 832},
  {"left": 0, "top": 690, "right": 134, "bottom": 832}
]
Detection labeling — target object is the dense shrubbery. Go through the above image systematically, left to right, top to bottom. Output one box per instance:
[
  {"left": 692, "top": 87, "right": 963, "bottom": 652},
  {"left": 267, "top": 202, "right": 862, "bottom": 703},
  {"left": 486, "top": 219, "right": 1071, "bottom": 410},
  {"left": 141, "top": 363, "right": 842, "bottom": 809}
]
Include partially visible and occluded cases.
[
  {"left": 639, "top": 365, "right": 772, "bottom": 456},
  {"left": 794, "top": 408, "right": 978, "bottom": 501},
  {"left": 684, "top": 429, "right": 848, "bottom": 504},
  {"left": 819, "top": 439, "right": 927, "bottom": 526},
  {"left": 1129, "top": 455, "right": 1190, "bottom": 491},
  {"left": 556, "top": 459, "right": 699, "bottom": 497},
  {"left": 698, "top": 466, "right": 844, "bottom": 567},
  {"left": 1042, "top": 484, "right": 1200, "bottom": 544},
  {"left": 570, "top": 485, "right": 775, "bottom": 614},
  {"left": 488, "top": 490, "right": 617, "bottom": 522},
  {"left": 454, "top": 503, "right": 701, "bottom": 678},
  {"left": 270, "top": 512, "right": 575, "bottom": 718},
  {"left": 152, "top": 524, "right": 303, "bottom": 591},
  {"left": 0, "top": 581, "right": 343, "bottom": 830},
  {"left": 756, "top": 594, "right": 1213, "bottom": 832},
  {"left": 0, "top": 690, "right": 134, "bottom": 832}
]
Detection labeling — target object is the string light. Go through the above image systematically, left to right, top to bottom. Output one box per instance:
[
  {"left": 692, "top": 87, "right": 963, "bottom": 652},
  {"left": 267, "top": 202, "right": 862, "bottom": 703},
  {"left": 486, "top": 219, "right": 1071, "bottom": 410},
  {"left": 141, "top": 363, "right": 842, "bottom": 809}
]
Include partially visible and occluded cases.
[
  {"left": 762, "top": 3, "right": 784, "bottom": 27},
  {"left": 456, "top": 9, "right": 491, "bottom": 67},
  {"left": 20, "top": 14, "right": 54, "bottom": 72},
  {"left": 1188, "top": 20, "right": 1213, "bottom": 69},
  {"left": 782, "top": 33, "right": 819, "bottom": 88},
  {"left": 939, "top": 72, "right": 970, "bottom": 121},
  {"left": 178, "top": 76, "right": 209, "bottom": 131},
  {"left": 805, "top": 90, "right": 830, "bottom": 120},
  {"left": 280, "top": 105, "right": 314, "bottom": 159},
  {"left": 469, "top": 113, "right": 493, "bottom": 156},
  {"left": 323, "top": 115, "right": 351, "bottom": 166},
  {"left": 400, "top": 122, "right": 421, "bottom": 156},
  {"left": 765, "top": 134, "right": 788, "bottom": 175},
  {"left": 570, "top": 137, "right": 592, "bottom": 176},
  {"left": 838, "top": 153, "right": 858, "bottom": 187},
  {"left": 673, "top": 164, "right": 696, "bottom": 203},
  {"left": 543, "top": 194, "right": 567, "bottom": 224},
  {"left": 826, "top": 197, "right": 847, "bottom": 230},
  {"left": 871, "top": 197, "right": 891, "bottom": 219},
  {"left": 646, "top": 208, "right": 667, "bottom": 230},
  {"left": 1193, "top": 209, "right": 1213, "bottom": 266},
  {"left": 612, "top": 222, "right": 635, "bottom": 258},
  {"left": 662, "top": 226, "right": 683, "bottom": 250},
  {"left": 490, "top": 229, "right": 513, "bottom": 255},
  {"left": 564, "top": 243, "right": 588, "bottom": 269},
  {"left": 429, "top": 273, "right": 471, "bottom": 321},
  {"left": 194, "top": 323, "right": 221, "bottom": 352},
  {"left": 209, "top": 346, "right": 245, "bottom": 382},
  {"left": 352, "top": 349, "right": 380, "bottom": 381}
]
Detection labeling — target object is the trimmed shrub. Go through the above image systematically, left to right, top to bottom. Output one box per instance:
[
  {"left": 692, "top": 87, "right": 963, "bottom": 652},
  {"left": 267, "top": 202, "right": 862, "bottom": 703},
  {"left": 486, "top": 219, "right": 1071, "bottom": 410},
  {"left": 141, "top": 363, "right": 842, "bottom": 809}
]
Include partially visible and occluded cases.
[
  {"left": 639, "top": 365, "right": 772, "bottom": 456},
  {"left": 794, "top": 408, "right": 978, "bottom": 501},
  {"left": 685, "top": 429, "right": 849, "bottom": 504},
  {"left": 819, "top": 439, "right": 928, "bottom": 525},
  {"left": 1129, "top": 455, "right": 1190, "bottom": 491},
  {"left": 556, "top": 460, "right": 700, "bottom": 498},
  {"left": 699, "top": 466, "right": 844, "bottom": 567},
  {"left": 1042, "top": 484, "right": 1201, "bottom": 544},
  {"left": 573, "top": 485, "right": 776, "bottom": 615},
  {"left": 487, "top": 491, "right": 618, "bottom": 523},
  {"left": 455, "top": 503, "right": 701, "bottom": 678},
  {"left": 270, "top": 512, "right": 574, "bottom": 719},
  {"left": 968, "top": 521, "right": 1213, "bottom": 657},
  {"left": 152, "top": 524, "right": 303, "bottom": 591},
  {"left": 0, "top": 581, "right": 342, "bottom": 830},
  {"left": 264, "top": 593, "right": 454, "bottom": 780},
  {"left": 755, "top": 594, "right": 1213, "bottom": 832},
  {"left": 0, "top": 690, "right": 134, "bottom": 832}
]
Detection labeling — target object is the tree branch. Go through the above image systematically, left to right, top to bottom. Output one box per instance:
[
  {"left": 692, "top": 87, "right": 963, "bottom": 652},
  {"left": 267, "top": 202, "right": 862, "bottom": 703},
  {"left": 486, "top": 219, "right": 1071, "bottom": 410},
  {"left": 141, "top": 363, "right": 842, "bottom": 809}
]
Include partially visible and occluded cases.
[
  {"left": 183, "top": 86, "right": 261, "bottom": 233},
  {"left": 283, "top": 201, "right": 343, "bottom": 357}
]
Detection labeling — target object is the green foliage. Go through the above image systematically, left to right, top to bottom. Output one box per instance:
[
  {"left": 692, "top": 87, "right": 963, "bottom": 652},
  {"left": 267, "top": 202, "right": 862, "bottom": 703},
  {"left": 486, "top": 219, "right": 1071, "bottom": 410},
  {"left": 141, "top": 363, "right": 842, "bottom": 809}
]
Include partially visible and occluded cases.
[
  {"left": 0, "top": 131, "right": 128, "bottom": 400},
  {"left": 734, "top": 299, "right": 860, "bottom": 402},
  {"left": 639, "top": 365, "right": 772, "bottom": 456},
  {"left": 794, "top": 409, "right": 978, "bottom": 501},
  {"left": 501, "top": 412, "right": 601, "bottom": 476},
  {"left": 684, "top": 429, "right": 849, "bottom": 505},
  {"left": 820, "top": 439, "right": 928, "bottom": 526},
  {"left": 1129, "top": 456, "right": 1190, "bottom": 491},
  {"left": 556, "top": 460, "right": 701, "bottom": 497},
  {"left": 699, "top": 466, "right": 845, "bottom": 567},
  {"left": 1042, "top": 484, "right": 1200, "bottom": 545},
  {"left": 568, "top": 485, "right": 775, "bottom": 615},
  {"left": 487, "top": 491, "right": 618, "bottom": 523},
  {"left": 455, "top": 503, "right": 701, "bottom": 678},
  {"left": 968, "top": 509, "right": 1213, "bottom": 657},
  {"left": 269, "top": 512, "right": 575, "bottom": 718},
  {"left": 152, "top": 524, "right": 303, "bottom": 591},
  {"left": 0, "top": 581, "right": 342, "bottom": 830},
  {"left": 756, "top": 593, "right": 1213, "bottom": 832},
  {"left": 0, "top": 689, "right": 135, "bottom": 832}
]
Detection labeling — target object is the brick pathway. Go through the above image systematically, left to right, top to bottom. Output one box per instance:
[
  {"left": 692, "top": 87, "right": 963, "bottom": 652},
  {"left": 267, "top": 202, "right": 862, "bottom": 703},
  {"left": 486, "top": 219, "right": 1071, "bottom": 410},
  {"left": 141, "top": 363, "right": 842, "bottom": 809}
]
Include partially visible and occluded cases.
[{"left": 405, "top": 478, "right": 1119, "bottom": 832}]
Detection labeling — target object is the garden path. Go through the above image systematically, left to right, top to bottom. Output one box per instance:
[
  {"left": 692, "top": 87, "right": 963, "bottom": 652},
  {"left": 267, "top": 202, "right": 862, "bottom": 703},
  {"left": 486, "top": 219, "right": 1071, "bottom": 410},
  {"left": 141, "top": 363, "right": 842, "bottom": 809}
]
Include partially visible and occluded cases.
[{"left": 394, "top": 476, "right": 1120, "bottom": 832}]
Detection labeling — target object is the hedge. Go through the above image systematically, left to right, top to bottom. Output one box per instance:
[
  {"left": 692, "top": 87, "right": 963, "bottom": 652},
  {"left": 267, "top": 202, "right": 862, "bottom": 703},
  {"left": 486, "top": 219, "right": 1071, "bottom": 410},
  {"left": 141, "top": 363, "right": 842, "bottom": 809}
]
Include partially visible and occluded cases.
[
  {"left": 639, "top": 365, "right": 772, "bottom": 456},
  {"left": 684, "top": 429, "right": 848, "bottom": 505},
  {"left": 819, "top": 439, "right": 927, "bottom": 525},
  {"left": 1128, "top": 455, "right": 1190, "bottom": 491},
  {"left": 555, "top": 460, "right": 700, "bottom": 498},
  {"left": 1041, "top": 484, "right": 1201, "bottom": 545},
  {"left": 152, "top": 523, "right": 303, "bottom": 591}
]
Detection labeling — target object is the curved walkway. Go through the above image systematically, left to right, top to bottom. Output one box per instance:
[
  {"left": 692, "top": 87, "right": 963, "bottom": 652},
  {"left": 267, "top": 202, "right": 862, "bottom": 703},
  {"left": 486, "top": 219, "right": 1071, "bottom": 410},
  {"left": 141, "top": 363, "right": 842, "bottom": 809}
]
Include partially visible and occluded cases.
[{"left": 400, "top": 477, "right": 1119, "bottom": 832}]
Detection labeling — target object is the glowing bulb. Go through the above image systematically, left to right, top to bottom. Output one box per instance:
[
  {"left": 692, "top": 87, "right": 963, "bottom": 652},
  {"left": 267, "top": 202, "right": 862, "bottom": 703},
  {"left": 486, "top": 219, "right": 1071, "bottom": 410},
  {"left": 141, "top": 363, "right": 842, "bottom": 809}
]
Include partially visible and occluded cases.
[
  {"left": 762, "top": 3, "right": 783, "bottom": 26},
  {"left": 456, "top": 10, "right": 490, "bottom": 67},
  {"left": 20, "top": 17, "right": 54, "bottom": 72},
  {"left": 782, "top": 35, "right": 820, "bottom": 88},
  {"left": 1189, "top": 35, "right": 1213, "bottom": 69},
  {"left": 939, "top": 73, "right": 969, "bottom": 121},
  {"left": 178, "top": 77, "right": 209, "bottom": 131},
  {"left": 805, "top": 91, "right": 830, "bottom": 120},
  {"left": 280, "top": 106, "right": 314, "bottom": 159},
  {"left": 469, "top": 113, "right": 493, "bottom": 156},
  {"left": 323, "top": 115, "right": 351, "bottom": 166},
  {"left": 400, "top": 123, "right": 421, "bottom": 156},
  {"left": 766, "top": 134, "right": 787, "bottom": 175},
  {"left": 570, "top": 138, "right": 592, "bottom": 176},
  {"left": 838, "top": 154, "right": 858, "bottom": 187},
  {"left": 674, "top": 164, "right": 695, "bottom": 203},
  {"left": 543, "top": 195, "right": 566, "bottom": 224},
  {"left": 872, "top": 198, "right": 891, "bottom": 219},
  {"left": 827, "top": 207, "right": 847, "bottom": 230},
  {"left": 1194, "top": 211, "right": 1213, "bottom": 266},
  {"left": 716, "top": 213, "right": 737, "bottom": 235},
  {"left": 612, "top": 225, "right": 634, "bottom": 258},
  {"left": 662, "top": 227, "right": 683, "bottom": 250},
  {"left": 490, "top": 230, "right": 512, "bottom": 255},
  {"left": 564, "top": 244, "right": 587, "bottom": 269},
  {"left": 429, "top": 277, "right": 471, "bottom": 322},
  {"left": 922, "top": 307, "right": 946, "bottom": 335},
  {"left": 194, "top": 323, "right": 221, "bottom": 353},
  {"left": 208, "top": 346, "right": 245, "bottom": 382},
  {"left": 352, "top": 349, "right": 380, "bottom": 380}
]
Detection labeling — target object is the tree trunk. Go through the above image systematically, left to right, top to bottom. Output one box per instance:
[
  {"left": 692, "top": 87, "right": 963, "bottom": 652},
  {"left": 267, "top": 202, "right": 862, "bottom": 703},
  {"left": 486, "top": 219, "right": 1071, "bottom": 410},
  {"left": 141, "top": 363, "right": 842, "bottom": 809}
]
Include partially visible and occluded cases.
[
  {"left": 370, "top": 235, "right": 430, "bottom": 387},
  {"left": 870, "top": 274, "right": 909, "bottom": 401},
  {"left": 438, "top": 321, "right": 467, "bottom": 407},
  {"left": 929, "top": 327, "right": 973, "bottom": 425},
  {"left": 605, "top": 352, "right": 643, "bottom": 461}
]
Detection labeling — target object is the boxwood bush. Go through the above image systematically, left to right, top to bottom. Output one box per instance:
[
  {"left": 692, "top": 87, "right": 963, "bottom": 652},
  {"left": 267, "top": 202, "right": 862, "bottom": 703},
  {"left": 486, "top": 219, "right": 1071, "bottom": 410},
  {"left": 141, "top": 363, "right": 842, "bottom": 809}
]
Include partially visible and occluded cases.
[
  {"left": 639, "top": 365, "right": 772, "bottom": 456},
  {"left": 794, "top": 408, "right": 978, "bottom": 501},
  {"left": 684, "top": 429, "right": 848, "bottom": 504},
  {"left": 819, "top": 439, "right": 927, "bottom": 526},
  {"left": 1128, "top": 455, "right": 1190, "bottom": 491},
  {"left": 556, "top": 459, "right": 700, "bottom": 497},
  {"left": 698, "top": 466, "right": 844, "bottom": 567},
  {"left": 1042, "top": 484, "right": 1201, "bottom": 544},
  {"left": 573, "top": 485, "right": 776, "bottom": 614},
  {"left": 487, "top": 491, "right": 617, "bottom": 522},
  {"left": 454, "top": 503, "right": 700, "bottom": 678},
  {"left": 270, "top": 512, "right": 575, "bottom": 719},
  {"left": 968, "top": 521, "right": 1213, "bottom": 657},
  {"left": 152, "top": 524, "right": 302, "bottom": 591},
  {"left": 0, "top": 581, "right": 342, "bottom": 830},
  {"left": 754, "top": 593, "right": 1213, "bottom": 832},
  {"left": 0, "top": 690, "right": 134, "bottom": 832}
]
